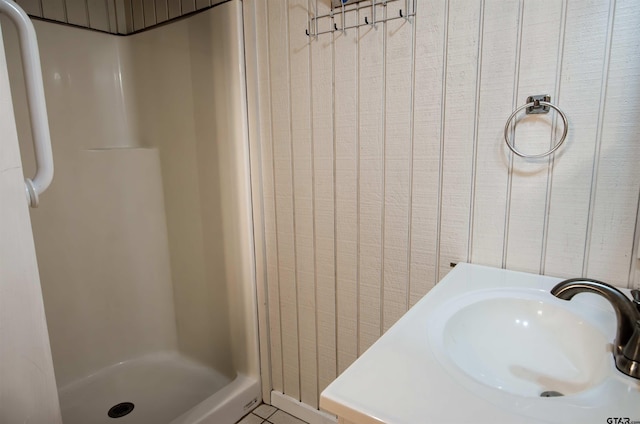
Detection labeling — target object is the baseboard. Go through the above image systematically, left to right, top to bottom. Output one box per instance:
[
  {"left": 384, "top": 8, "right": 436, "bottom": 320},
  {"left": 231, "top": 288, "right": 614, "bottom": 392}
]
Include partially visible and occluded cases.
[{"left": 270, "top": 391, "right": 337, "bottom": 424}]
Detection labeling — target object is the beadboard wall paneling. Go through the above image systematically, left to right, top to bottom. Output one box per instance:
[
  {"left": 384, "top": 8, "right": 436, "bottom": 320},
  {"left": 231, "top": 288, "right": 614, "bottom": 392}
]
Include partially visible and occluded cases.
[
  {"left": 14, "top": 0, "right": 226, "bottom": 34},
  {"left": 251, "top": 0, "right": 640, "bottom": 411},
  {"left": 268, "top": 0, "right": 300, "bottom": 402},
  {"left": 288, "top": 0, "right": 318, "bottom": 408},
  {"left": 310, "top": 0, "right": 337, "bottom": 400},
  {"left": 382, "top": 0, "right": 414, "bottom": 332},
  {"left": 408, "top": 0, "right": 445, "bottom": 306},
  {"left": 437, "top": 0, "right": 481, "bottom": 281},
  {"left": 469, "top": 0, "right": 519, "bottom": 269},
  {"left": 505, "top": 0, "right": 564, "bottom": 274},
  {"left": 543, "top": 0, "right": 613, "bottom": 278},
  {"left": 585, "top": 0, "right": 640, "bottom": 283},
  {"left": 334, "top": 1, "right": 358, "bottom": 376},
  {"left": 357, "top": 2, "right": 385, "bottom": 352}
]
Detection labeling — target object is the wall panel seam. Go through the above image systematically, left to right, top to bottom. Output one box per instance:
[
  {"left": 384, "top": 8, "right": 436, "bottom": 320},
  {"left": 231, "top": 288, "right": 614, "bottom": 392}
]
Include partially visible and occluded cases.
[
  {"left": 63, "top": 0, "right": 69, "bottom": 22},
  {"left": 86, "top": 0, "right": 92, "bottom": 27},
  {"left": 104, "top": 0, "right": 111, "bottom": 31},
  {"left": 141, "top": 0, "right": 145, "bottom": 27},
  {"left": 246, "top": 0, "right": 274, "bottom": 396},
  {"left": 265, "top": 0, "right": 285, "bottom": 390},
  {"left": 283, "top": 0, "right": 302, "bottom": 401},
  {"left": 308, "top": 0, "right": 321, "bottom": 404},
  {"left": 435, "top": 0, "right": 449, "bottom": 282},
  {"left": 468, "top": 0, "right": 485, "bottom": 264},
  {"left": 502, "top": 0, "right": 524, "bottom": 269},
  {"left": 540, "top": 0, "right": 568, "bottom": 275},
  {"left": 583, "top": 0, "right": 615, "bottom": 278},
  {"left": 405, "top": 1, "right": 417, "bottom": 311},
  {"left": 355, "top": 2, "right": 362, "bottom": 356},
  {"left": 379, "top": 3, "right": 387, "bottom": 332},
  {"left": 331, "top": 26, "right": 339, "bottom": 379},
  {"left": 629, "top": 191, "right": 640, "bottom": 287}
]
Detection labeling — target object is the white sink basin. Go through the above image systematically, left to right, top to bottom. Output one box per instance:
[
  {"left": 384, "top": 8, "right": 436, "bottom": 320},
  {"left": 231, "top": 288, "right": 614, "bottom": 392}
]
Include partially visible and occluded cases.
[
  {"left": 320, "top": 264, "right": 640, "bottom": 424},
  {"left": 430, "top": 289, "right": 611, "bottom": 397}
]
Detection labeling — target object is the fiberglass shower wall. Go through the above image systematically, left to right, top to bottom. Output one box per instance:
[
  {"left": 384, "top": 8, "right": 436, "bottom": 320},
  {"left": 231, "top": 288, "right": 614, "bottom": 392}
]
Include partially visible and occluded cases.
[{"left": 1, "top": 2, "right": 257, "bottom": 393}]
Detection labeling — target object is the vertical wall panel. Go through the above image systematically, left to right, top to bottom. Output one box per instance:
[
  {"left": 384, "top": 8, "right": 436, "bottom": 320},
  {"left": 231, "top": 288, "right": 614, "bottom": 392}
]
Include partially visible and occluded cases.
[
  {"left": 16, "top": 0, "right": 42, "bottom": 17},
  {"left": 41, "top": 0, "right": 67, "bottom": 22},
  {"left": 66, "top": 0, "right": 89, "bottom": 27},
  {"left": 87, "top": 0, "right": 111, "bottom": 31},
  {"left": 107, "top": 0, "right": 118, "bottom": 32},
  {"left": 115, "top": 0, "right": 130, "bottom": 33},
  {"left": 130, "top": 0, "right": 145, "bottom": 31},
  {"left": 142, "top": 0, "right": 156, "bottom": 27},
  {"left": 154, "top": 0, "right": 168, "bottom": 23},
  {"left": 167, "top": 0, "right": 181, "bottom": 19},
  {"left": 181, "top": 0, "right": 195, "bottom": 14},
  {"left": 245, "top": 0, "right": 274, "bottom": 402},
  {"left": 254, "top": 0, "right": 283, "bottom": 394},
  {"left": 288, "top": 0, "right": 318, "bottom": 407},
  {"left": 310, "top": 0, "right": 337, "bottom": 397},
  {"left": 382, "top": 0, "right": 414, "bottom": 331},
  {"left": 409, "top": 0, "right": 445, "bottom": 305},
  {"left": 438, "top": 0, "right": 482, "bottom": 279},
  {"left": 470, "top": 0, "right": 519, "bottom": 269},
  {"left": 505, "top": 0, "right": 564, "bottom": 273},
  {"left": 543, "top": 0, "right": 611, "bottom": 278},
  {"left": 586, "top": 0, "right": 640, "bottom": 286},
  {"left": 268, "top": 1, "right": 300, "bottom": 401},
  {"left": 357, "top": 3, "right": 384, "bottom": 353},
  {"left": 334, "top": 5, "right": 358, "bottom": 374}
]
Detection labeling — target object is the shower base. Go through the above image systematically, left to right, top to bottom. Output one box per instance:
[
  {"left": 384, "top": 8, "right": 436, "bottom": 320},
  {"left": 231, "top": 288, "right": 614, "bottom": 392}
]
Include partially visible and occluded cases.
[{"left": 58, "top": 352, "right": 232, "bottom": 424}]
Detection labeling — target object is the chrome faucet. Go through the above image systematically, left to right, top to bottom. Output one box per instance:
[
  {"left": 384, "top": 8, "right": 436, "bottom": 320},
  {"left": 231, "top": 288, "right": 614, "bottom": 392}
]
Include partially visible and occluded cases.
[{"left": 551, "top": 278, "right": 640, "bottom": 380}]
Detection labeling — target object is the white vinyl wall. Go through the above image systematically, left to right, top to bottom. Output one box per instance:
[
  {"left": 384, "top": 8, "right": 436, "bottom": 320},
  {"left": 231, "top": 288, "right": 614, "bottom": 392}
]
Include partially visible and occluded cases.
[{"left": 247, "top": 0, "right": 640, "bottom": 411}]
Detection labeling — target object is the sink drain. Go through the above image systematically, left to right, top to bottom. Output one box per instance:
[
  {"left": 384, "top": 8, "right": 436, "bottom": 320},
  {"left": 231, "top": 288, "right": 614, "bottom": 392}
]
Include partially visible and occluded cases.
[
  {"left": 540, "top": 390, "right": 564, "bottom": 397},
  {"left": 107, "top": 402, "right": 135, "bottom": 418}
]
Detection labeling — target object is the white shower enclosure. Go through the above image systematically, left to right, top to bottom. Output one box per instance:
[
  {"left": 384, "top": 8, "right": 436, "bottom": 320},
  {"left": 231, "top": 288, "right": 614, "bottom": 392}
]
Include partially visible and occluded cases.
[{"left": 0, "top": 0, "right": 261, "bottom": 423}]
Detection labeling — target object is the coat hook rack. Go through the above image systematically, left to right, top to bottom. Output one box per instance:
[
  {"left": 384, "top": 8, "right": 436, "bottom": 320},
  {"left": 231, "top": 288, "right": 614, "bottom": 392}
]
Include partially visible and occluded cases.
[{"left": 306, "top": 0, "right": 416, "bottom": 38}]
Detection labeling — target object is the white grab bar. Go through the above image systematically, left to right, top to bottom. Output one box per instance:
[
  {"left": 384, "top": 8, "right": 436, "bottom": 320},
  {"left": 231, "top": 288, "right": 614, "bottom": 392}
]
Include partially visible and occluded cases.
[{"left": 0, "top": 0, "right": 53, "bottom": 208}]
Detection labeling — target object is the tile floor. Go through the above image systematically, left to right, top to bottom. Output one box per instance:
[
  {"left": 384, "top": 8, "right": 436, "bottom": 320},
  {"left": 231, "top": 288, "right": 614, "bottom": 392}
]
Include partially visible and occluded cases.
[{"left": 236, "top": 403, "right": 309, "bottom": 424}]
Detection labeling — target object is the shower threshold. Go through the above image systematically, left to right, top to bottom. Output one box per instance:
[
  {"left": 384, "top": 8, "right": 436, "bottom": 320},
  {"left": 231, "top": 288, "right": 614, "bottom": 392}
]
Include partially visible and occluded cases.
[{"left": 58, "top": 352, "right": 232, "bottom": 424}]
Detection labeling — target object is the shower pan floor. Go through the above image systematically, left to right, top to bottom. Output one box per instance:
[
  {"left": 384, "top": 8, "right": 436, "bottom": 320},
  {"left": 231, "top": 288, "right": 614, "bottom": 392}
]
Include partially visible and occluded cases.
[{"left": 58, "top": 352, "right": 232, "bottom": 424}]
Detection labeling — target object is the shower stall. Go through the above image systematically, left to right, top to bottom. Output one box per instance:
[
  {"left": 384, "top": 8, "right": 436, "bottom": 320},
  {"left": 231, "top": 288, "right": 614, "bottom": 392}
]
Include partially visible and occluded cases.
[{"left": 0, "top": 1, "right": 261, "bottom": 422}]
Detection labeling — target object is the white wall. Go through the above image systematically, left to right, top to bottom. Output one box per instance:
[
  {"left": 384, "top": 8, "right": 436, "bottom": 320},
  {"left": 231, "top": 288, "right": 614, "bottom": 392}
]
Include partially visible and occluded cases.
[
  {"left": 248, "top": 0, "right": 640, "bottom": 410},
  {"left": 0, "top": 24, "right": 61, "bottom": 424}
]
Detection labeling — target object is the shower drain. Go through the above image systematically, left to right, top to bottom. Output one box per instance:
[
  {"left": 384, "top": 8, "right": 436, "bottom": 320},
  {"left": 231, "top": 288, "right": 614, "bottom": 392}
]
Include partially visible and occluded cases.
[
  {"left": 540, "top": 390, "right": 564, "bottom": 397},
  {"left": 107, "top": 402, "right": 135, "bottom": 418}
]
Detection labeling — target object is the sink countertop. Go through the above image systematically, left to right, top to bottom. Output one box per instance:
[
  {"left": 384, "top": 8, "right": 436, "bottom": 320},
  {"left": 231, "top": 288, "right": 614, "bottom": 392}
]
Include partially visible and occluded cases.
[{"left": 319, "top": 263, "right": 640, "bottom": 424}]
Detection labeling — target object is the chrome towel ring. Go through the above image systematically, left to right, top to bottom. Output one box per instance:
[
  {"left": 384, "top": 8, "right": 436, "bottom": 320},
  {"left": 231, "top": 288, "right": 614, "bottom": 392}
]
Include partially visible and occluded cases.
[{"left": 504, "top": 96, "right": 568, "bottom": 159}]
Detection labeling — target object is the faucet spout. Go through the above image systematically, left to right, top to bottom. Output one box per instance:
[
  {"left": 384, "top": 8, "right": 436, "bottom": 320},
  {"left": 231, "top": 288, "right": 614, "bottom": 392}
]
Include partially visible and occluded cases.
[{"left": 551, "top": 278, "right": 640, "bottom": 380}]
